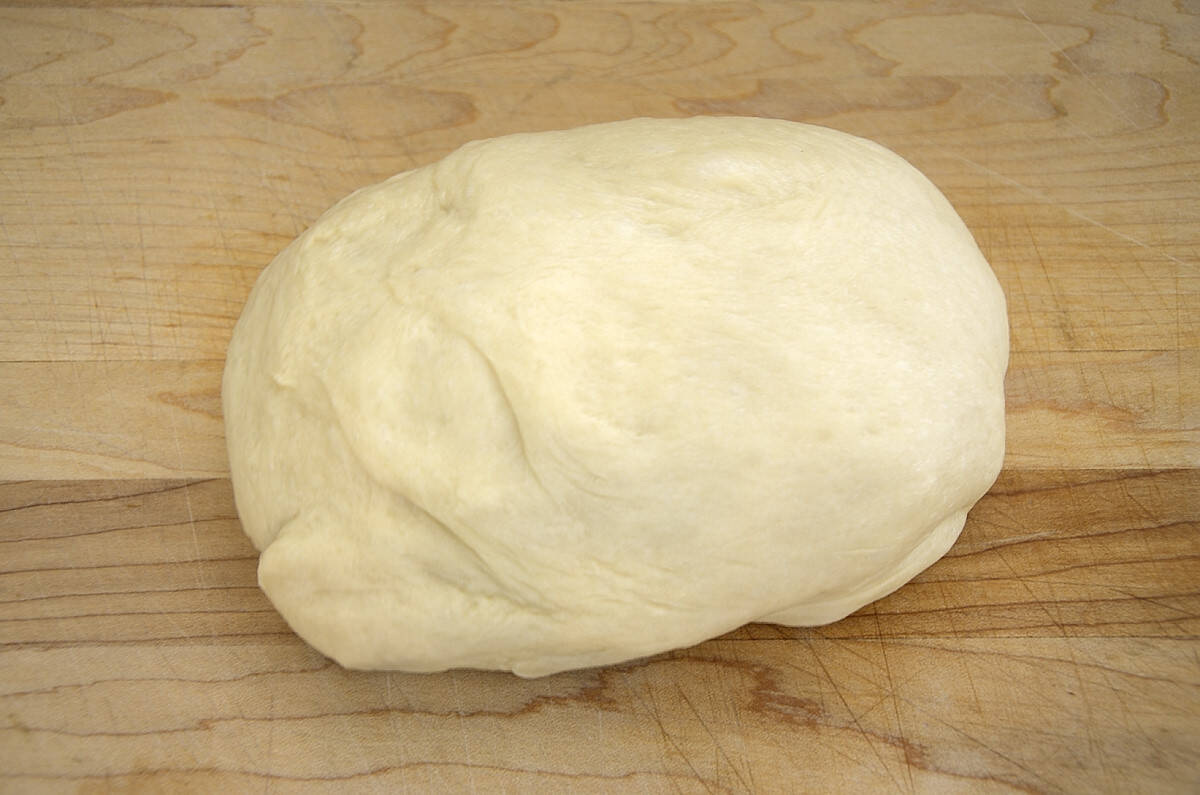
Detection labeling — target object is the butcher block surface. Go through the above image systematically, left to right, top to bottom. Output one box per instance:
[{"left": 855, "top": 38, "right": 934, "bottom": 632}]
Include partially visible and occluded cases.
[{"left": 1, "top": 1, "right": 1197, "bottom": 792}]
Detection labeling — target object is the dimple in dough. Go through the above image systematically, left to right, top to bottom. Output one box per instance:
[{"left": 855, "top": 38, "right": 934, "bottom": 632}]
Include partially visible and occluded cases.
[{"left": 222, "top": 116, "right": 1009, "bottom": 677}]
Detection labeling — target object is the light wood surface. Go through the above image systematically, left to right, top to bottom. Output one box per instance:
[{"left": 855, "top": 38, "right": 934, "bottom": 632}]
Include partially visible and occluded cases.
[{"left": 1, "top": 1, "right": 1197, "bottom": 792}]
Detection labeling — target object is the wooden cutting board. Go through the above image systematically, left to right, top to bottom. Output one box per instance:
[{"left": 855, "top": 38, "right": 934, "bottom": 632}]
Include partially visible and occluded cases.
[{"left": 2, "top": 1, "right": 1197, "bottom": 791}]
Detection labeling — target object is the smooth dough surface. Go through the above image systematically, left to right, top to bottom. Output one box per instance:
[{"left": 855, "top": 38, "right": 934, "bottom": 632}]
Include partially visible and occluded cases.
[{"left": 223, "top": 116, "right": 1008, "bottom": 677}]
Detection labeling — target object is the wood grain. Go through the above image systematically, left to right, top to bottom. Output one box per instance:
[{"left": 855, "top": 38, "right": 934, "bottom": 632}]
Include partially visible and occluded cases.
[
  {"left": 1, "top": 0, "right": 1197, "bottom": 791},
  {"left": 1, "top": 0, "right": 1196, "bottom": 368},
  {"left": 2, "top": 351, "right": 1193, "bottom": 480},
  {"left": 0, "top": 362, "right": 225, "bottom": 479},
  {"left": 1, "top": 471, "right": 1197, "bottom": 792},
  {"left": 2, "top": 471, "right": 1196, "bottom": 648}
]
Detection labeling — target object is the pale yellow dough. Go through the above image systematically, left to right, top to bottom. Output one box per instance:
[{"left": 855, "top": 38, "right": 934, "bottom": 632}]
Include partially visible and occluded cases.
[{"left": 222, "top": 117, "right": 1008, "bottom": 677}]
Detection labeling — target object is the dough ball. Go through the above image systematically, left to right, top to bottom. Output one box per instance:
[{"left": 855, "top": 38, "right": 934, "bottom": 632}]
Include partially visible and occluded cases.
[{"left": 222, "top": 116, "right": 1008, "bottom": 677}]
